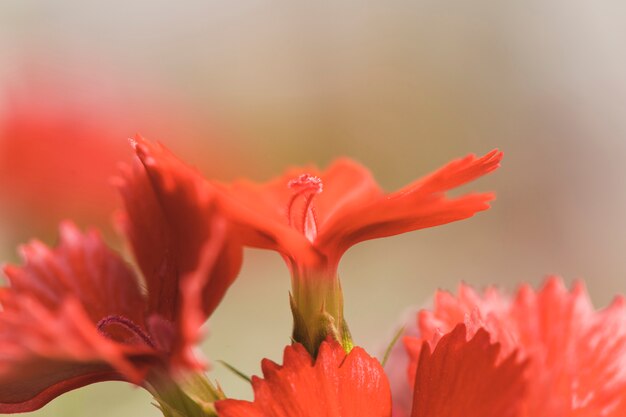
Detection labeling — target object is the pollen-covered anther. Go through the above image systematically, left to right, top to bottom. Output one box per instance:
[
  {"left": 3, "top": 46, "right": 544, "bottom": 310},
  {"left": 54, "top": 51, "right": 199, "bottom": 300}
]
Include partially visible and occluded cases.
[{"left": 286, "top": 174, "right": 323, "bottom": 242}]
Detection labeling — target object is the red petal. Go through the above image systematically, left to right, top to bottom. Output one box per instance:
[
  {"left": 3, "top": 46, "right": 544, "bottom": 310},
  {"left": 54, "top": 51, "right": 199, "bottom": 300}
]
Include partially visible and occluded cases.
[
  {"left": 0, "top": 83, "right": 130, "bottom": 232},
  {"left": 117, "top": 137, "right": 243, "bottom": 321},
  {"left": 318, "top": 150, "right": 502, "bottom": 257},
  {"left": 314, "top": 158, "right": 383, "bottom": 226},
  {"left": 216, "top": 175, "right": 321, "bottom": 266},
  {"left": 3, "top": 221, "right": 145, "bottom": 324},
  {"left": 0, "top": 225, "right": 154, "bottom": 412},
  {"left": 403, "top": 278, "right": 626, "bottom": 417},
  {"left": 511, "top": 279, "right": 626, "bottom": 416},
  {"left": 0, "top": 297, "right": 151, "bottom": 413},
  {"left": 411, "top": 324, "right": 527, "bottom": 417},
  {"left": 215, "top": 340, "right": 392, "bottom": 417},
  {"left": 0, "top": 358, "right": 123, "bottom": 414}
]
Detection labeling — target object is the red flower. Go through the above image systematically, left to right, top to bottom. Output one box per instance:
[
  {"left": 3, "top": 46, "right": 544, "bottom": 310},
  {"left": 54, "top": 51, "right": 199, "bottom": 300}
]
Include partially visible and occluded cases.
[
  {"left": 0, "top": 141, "right": 242, "bottom": 413},
  {"left": 215, "top": 150, "right": 502, "bottom": 352},
  {"left": 219, "top": 150, "right": 502, "bottom": 266},
  {"left": 402, "top": 278, "right": 626, "bottom": 416},
  {"left": 215, "top": 325, "right": 526, "bottom": 417}
]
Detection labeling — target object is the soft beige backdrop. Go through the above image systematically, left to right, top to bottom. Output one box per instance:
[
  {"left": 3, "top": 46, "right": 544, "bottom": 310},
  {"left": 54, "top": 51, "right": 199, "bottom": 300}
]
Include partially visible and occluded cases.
[{"left": 2, "top": 1, "right": 626, "bottom": 416}]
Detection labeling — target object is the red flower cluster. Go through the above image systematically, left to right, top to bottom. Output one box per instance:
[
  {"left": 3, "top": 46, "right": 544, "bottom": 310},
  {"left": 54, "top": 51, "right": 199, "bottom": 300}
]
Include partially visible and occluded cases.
[
  {"left": 2, "top": 138, "right": 623, "bottom": 417},
  {"left": 0, "top": 140, "right": 242, "bottom": 413}
]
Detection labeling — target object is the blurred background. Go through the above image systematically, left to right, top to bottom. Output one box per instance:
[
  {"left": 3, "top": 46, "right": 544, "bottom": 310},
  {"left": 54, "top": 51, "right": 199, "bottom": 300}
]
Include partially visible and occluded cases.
[{"left": 2, "top": 1, "right": 626, "bottom": 415}]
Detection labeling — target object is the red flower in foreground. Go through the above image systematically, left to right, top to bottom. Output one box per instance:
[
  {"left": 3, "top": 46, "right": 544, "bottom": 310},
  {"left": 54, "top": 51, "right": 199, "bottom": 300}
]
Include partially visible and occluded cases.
[
  {"left": 0, "top": 143, "right": 242, "bottom": 413},
  {"left": 214, "top": 149, "right": 503, "bottom": 352},
  {"left": 401, "top": 278, "right": 626, "bottom": 417},
  {"left": 216, "top": 325, "right": 526, "bottom": 417}
]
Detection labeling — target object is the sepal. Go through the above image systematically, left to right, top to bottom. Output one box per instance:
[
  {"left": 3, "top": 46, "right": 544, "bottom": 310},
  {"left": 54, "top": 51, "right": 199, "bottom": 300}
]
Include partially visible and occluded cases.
[
  {"left": 290, "top": 293, "right": 353, "bottom": 356},
  {"left": 148, "top": 371, "right": 224, "bottom": 417}
]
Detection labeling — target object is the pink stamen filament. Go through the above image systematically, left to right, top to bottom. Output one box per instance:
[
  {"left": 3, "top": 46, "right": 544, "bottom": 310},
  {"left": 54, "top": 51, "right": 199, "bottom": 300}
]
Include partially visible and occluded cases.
[{"left": 96, "top": 315, "right": 156, "bottom": 348}]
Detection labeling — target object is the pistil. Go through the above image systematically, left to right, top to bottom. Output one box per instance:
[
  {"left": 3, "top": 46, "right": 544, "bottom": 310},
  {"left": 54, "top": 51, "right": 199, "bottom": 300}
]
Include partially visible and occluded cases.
[{"left": 96, "top": 315, "right": 156, "bottom": 348}]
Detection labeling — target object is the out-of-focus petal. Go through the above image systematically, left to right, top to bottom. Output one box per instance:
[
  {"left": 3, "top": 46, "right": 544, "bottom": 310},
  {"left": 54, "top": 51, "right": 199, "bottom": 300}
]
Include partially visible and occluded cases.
[
  {"left": 0, "top": 100, "right": 128, "bottom": 228},
  {"left": 117, "top": 137, "right": 243, "bottom": 321},
  {"left": 117, "top": 137, "right": 243, "bottom": 368},
  {"left": 3, "top": 222, "right": 145, "bottom": 324},
  {"left": 0, "top": 224, "right": 155, "bottom": 413},
  {"left": 403, "top": 278, "right": 626, "bottom": 417},
  {"left": 512, "top": 279, "right": 626, "bottom": 416},
  {"left": 0, "top": 296, "right": 155, "bottom": 413},
  {"left": 382, "top": 308, "right": 420, "bottom": 417},
  {"left": 411, "top": 324, "right": 526, "bottom": 417},
  {"left": 215, "top": 340, "right": 391, "bottom": 417}
]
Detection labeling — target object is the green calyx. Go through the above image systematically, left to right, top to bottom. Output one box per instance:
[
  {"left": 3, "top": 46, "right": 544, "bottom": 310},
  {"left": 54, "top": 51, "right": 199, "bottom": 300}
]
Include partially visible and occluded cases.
[
  {"left": 290, "top": 291, "right": 354, "bottom": 357},
  {"left": 147, "top": 371, "right": 224, "bottom": 417}
]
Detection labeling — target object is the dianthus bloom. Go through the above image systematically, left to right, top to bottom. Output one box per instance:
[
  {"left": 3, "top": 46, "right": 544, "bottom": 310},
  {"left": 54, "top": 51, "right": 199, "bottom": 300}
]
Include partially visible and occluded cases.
[
  {"left": 0, "top": 141, "right": 242, "bottom": 413},
  {"left": 214, "top": 149, "right": 502, "bottom": 353},
  {"left": 397, "top": 278, "right": 626, "bottom": 416},
  {"left": 216, "top": 324, "right": 527, "bottom": 417}
]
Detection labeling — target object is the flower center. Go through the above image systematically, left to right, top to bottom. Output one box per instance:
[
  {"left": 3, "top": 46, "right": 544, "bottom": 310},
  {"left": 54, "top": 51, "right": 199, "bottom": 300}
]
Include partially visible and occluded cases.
[
  {"left": 287, "top": 174, "right": 323, "bottom": 242},
  {"left": 96, "top": 315, "right": 156, "bottom": 348}
]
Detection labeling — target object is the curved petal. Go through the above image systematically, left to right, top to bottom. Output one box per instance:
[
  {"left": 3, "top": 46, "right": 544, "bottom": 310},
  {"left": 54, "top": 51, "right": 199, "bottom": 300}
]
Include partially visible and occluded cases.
[
  {"left": 0, "top": 82, "right": 130, "bottom": 232},
  {"left": 117, "top": 137, "right": 243, "bottom": 322},
  {"left": 117, "top": 137, "right": 244, "bottom": 370},
  {"left": 317, "top": 150, "right": 502, "bottom": 256},
  {"left": 315, "top": 158, "right": 383, "bottom": 226},
  {"left": 175, "top": 213, "right": 238, "bottom": 369},
  {"left": 0, "top": 224, "right": 154, "bottom": 412},
  {"left": 403, "top": 278, "right": 626, "bottom": 417},
  {"left": 0, "top": 297, "right": 152, "bottom": 413},
  {"left": 411, "top": 324, "right": 526, "bottom": 417},
  {"left": 215, "top": 340, "right": 391, "bottom": 417},
  {"left": 0, "top": 358, "right": 123, "bottom": 414}
]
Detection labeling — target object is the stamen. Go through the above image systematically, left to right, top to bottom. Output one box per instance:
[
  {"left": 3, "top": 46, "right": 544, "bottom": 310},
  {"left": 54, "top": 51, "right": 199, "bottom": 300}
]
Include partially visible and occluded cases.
[
  {"left": 287, "top": 174, "right": 323, "bottom": 242},
  {"left": 96, "top": 315, "right": 156, "bottom": 348}
]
